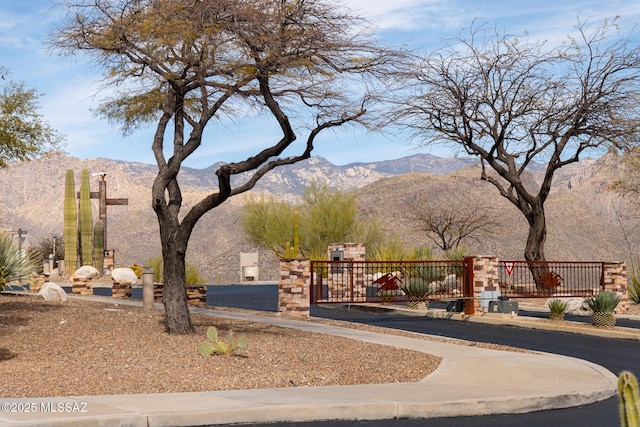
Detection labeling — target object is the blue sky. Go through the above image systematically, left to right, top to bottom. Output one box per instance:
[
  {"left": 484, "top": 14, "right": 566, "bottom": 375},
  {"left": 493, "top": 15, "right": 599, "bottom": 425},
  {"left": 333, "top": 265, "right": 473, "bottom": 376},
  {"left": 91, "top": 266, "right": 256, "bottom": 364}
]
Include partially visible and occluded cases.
[{"left": 1, "top": 1, "right": 640, "bottom": 169}]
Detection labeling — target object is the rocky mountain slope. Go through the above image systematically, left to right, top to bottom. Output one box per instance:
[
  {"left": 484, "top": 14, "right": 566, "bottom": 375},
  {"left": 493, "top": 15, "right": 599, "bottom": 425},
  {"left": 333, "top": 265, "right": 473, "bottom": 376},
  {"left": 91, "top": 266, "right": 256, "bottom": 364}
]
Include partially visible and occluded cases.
[{"left": 0, "top": 152, "right": 636, "bottom": 283}]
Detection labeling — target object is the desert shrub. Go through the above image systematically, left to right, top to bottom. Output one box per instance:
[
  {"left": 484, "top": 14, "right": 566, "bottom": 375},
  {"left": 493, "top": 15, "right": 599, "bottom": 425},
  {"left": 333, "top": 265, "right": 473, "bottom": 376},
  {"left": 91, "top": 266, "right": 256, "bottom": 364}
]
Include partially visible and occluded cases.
[
  {"left": 367, "top": 236, "right": 409, "bottom": 261},
  {"left": 444, "top": 246, "right": 469, "bottom": 260},
  {"left": 145, "top": 256, "right": 205, "bottom": 285},
  {"left": 129, "top": 264, "right": 143, "bottom": 279}
]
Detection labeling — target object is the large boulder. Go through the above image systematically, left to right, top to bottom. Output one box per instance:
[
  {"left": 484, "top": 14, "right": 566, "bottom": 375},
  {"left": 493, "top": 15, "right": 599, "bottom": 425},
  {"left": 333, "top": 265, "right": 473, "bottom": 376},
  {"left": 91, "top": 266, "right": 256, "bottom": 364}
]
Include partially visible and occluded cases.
[
  {"left": 72, "top": 265, "right": 100, "bottom": 280},
  {"left": 111, "top": 267, "right": 139, "bottom": 285},
  {"left": 38, "top": 282, "right": 68, "bottom": 302}
]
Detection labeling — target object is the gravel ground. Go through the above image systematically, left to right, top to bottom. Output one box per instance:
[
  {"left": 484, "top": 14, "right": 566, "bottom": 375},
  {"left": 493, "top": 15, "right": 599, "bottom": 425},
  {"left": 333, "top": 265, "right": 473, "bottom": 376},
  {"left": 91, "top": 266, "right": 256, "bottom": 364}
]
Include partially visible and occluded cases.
[
  {"left": 0, "top": 294, "right": 442, "bottom": 398},
  {"left": 3, "top": 294, "right": 637, "bottom": 399}
]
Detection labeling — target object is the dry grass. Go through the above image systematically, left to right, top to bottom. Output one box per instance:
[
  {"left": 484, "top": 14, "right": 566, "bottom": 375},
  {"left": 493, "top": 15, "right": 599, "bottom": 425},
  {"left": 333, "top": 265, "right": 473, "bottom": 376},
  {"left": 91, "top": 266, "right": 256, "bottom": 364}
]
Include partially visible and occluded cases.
[{"left": 0, "top": 294, "right": 441, "bottom": 398}]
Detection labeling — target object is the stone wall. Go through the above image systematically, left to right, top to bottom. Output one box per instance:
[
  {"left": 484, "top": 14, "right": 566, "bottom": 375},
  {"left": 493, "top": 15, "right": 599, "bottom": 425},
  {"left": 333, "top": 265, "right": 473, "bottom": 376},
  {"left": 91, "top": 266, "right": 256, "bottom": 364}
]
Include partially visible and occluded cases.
[{"left": 279, "top": 256, "right": 630, "bottom": 316}]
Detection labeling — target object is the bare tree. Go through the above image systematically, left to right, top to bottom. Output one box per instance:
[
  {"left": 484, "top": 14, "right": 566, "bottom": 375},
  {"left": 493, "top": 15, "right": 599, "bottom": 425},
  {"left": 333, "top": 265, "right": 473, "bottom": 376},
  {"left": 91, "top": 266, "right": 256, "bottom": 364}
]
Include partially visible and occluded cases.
[
  {"left": 50, "top": 0, "right": 402, "bottom": 333},
  {"left": 393, "top": 18, "right": 640, "bottom": 286},
  {"left": 405, "top": 195, "right": 497, "bottom": 251}
]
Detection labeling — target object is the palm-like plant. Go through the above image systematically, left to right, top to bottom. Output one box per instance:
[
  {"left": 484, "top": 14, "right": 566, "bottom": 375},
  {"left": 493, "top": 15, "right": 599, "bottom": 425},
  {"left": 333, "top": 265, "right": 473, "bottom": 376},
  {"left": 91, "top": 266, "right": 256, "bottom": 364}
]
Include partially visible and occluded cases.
[
  {"left": 0, "top": 233, "right": 38, "bottom": 290},
  {"left": 584, "top": 291, "right": 621, "bottom": 327},
  {"left": 547, "top": 299, "right": 568, "bottom": 321}
]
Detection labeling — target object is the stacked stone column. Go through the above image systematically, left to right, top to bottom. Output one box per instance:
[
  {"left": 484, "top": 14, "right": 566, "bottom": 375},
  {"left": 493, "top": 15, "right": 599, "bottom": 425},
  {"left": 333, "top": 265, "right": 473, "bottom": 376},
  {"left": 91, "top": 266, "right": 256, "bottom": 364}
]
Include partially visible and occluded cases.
[
  {"left": 469, "top": 256, "right": 500, "bottom": 314},
  {"left": 278, "top": 258, "right": 310, "bottom": 315},
  {"left": 603, "top": 262, "right": 628, "bottom": 314}
]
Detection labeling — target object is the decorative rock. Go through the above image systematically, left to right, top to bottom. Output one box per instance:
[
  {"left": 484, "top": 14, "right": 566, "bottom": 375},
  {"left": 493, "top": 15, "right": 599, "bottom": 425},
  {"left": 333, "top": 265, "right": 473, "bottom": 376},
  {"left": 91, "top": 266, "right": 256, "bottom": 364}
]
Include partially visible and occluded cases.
[
  {"left": 72, "top": 265, "right": 100, "bottom": 280},
  {"left": 111, "top": 268, "right": 139, "bottom": 285},
  {"left": 38, "top": 282, "right": 68, "bottom": 302}
]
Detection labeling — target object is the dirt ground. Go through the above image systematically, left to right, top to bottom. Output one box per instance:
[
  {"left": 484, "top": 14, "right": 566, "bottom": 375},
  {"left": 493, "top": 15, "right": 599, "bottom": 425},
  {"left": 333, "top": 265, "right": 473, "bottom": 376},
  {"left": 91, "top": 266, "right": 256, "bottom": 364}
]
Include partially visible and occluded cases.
[{"left": 0, "top": 294, "right": 443, "bottom": 398}]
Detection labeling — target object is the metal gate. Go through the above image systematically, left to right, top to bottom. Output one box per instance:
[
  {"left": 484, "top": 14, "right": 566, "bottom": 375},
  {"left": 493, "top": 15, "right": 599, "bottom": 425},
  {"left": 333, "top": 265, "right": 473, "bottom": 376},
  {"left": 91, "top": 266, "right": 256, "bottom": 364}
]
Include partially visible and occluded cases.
[
  {"left": 310, "top": 258, "right": 473, "bottom": 308},
  {"left": 497, "top": 260, "right": 605, "bottom": 298}
]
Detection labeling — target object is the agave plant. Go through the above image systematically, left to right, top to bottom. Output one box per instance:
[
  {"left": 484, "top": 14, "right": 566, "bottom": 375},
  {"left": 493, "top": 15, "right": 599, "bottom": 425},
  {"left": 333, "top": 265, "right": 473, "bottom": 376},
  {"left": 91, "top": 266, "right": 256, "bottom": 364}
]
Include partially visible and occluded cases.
[
  {"left": 0, "top": 233, "right": 38, "bottom": 290},
  {"left": 628, "top": 271, "right": 640, "bottom": 305},
  {"left": 584, "top": 291, "right": 621, "bottom": 328},
  {"left": 547, "top": 299, "right": 568, "bottom": 321}
]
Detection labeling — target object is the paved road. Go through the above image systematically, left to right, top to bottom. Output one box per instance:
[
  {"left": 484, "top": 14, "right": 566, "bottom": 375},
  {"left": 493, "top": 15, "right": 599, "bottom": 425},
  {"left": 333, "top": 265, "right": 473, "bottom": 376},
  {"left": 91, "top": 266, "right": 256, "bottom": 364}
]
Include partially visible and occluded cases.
[{"left": 206, "top": 285, "right": 640, "bottom": 426}]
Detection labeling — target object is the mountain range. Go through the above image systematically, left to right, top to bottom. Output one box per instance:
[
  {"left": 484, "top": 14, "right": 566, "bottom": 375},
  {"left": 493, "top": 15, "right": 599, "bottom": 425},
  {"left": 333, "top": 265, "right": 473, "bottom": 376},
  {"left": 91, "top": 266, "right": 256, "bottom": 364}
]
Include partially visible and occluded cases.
[{"left": 0, "top": 152, "right": 636, "bottom": 283}]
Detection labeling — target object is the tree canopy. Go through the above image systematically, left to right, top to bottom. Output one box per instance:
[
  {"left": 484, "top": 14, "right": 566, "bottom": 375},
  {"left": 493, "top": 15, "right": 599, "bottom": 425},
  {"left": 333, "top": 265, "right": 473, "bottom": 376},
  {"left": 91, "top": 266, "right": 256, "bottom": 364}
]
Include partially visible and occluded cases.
[
  {"left": 50, "top": 0, "right": 402, "bottom": 333},
  {"left": 0, "top": 67, "right": 64, "bottom": 167},
  {"left": 241, "top": 182, "right": 384, "bottom": 259}
]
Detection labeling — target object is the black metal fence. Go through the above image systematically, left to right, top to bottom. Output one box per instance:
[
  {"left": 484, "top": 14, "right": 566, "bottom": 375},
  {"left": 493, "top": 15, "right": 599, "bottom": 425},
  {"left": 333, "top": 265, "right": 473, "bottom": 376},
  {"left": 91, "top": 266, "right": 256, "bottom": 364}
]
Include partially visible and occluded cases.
[
  {"left": 310, "top": 260, "right": 471, "bottom": 305},
  {"left": 497, "top": 261, "right": 604, "bottom": 298}
]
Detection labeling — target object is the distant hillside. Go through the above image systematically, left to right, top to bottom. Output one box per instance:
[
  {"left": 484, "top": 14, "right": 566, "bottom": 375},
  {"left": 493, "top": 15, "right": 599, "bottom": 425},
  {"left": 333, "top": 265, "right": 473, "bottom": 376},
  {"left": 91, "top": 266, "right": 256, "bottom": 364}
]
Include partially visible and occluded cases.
[{"left": 0, "top": 152, "right": 636, "bottom": 283}]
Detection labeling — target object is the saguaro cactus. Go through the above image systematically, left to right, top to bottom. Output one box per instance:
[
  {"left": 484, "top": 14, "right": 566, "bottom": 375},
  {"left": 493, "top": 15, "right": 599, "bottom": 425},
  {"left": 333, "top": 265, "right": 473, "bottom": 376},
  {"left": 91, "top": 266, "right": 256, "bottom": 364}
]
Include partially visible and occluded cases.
[
  {"left": 78, "top": 169, "right": 93, "bottom": 266},
  {"left": 63, "top": 170, "right": 78, "bottom": 273},
  {"left": 94, "top": 220, "right": 104, "bottom": 273},
  {"left": 619, "top": 371, "right": 640, "bottom": 427}
]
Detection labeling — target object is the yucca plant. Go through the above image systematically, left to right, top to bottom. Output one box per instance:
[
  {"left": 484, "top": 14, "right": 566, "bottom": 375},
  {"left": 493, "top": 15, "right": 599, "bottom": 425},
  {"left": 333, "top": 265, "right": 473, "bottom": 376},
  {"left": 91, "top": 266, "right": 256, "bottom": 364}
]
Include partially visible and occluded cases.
[
  {"left": 0, "top": 233, "right": 38, "bottom": 290},
  {"left": 628, "top": 271, "right": 640, "bottom": 305},
  {"left": 401, "top": 278, "right": 432, "bottom": 309},
  {"left": 584, "top": 291, "right": 621, "bottom": 327},
  {"left": 547, "top": 299, "right": 568, "bottom": 322}
]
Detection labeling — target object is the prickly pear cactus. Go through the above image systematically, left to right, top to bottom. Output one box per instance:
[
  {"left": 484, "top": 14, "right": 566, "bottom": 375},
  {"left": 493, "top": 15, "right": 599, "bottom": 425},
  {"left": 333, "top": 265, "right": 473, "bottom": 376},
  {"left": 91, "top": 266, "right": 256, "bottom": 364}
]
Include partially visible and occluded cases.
[
  {"left": 63, "top": 170, "right": 78, "bottom": 273},
  {"left": 197, "top": 326, "right": 248, "bottom": 356},
  {"left": 619, "top": 371, "right": 640, "bottom": 427}
]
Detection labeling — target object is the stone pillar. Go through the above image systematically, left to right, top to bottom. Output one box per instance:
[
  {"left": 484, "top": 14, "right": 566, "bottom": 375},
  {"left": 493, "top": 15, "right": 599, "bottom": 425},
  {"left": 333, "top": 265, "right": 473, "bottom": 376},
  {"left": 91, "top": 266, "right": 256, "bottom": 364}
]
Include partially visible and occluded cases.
[
  {"left": 327, "top": 243, "right": 366, "bottom": 300},
  {"left": 471, "top": 256, "right": 500, "bottom": 314},
  {"left": 278, "top": 258, "right": 310, "bottom": 316},
  {"left": 603, "top": 262, "right": 628, "bottom": 314}
]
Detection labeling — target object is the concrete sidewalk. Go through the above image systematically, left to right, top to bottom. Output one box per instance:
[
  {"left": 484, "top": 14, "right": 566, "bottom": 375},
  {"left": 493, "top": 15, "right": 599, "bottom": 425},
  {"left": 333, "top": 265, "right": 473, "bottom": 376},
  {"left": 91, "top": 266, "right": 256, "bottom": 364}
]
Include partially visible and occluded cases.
[{"left": 0, "top": 300, "right": 620, "bottom": 427}]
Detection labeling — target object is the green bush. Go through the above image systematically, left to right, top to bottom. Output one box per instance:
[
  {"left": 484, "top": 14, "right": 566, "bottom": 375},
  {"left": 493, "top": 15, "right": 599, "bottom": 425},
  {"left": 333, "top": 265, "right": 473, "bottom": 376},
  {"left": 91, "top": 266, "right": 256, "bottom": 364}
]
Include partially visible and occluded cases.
[
  {"left": 444, "top": 247, "right": 469, "bottom": 260},
  {"left": 145, "top": 256, "right": 205, "bottom": 285}
]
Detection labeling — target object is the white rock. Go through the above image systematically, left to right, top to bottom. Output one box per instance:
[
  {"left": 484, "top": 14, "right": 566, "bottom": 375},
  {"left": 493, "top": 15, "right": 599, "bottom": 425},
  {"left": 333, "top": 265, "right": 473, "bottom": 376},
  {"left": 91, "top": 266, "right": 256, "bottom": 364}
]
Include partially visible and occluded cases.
[
  {"left": 73, "top": 265, "right": 100, "bottom": 280},
  {"left": 111, "top": 267, "right": 139, "bottom": 285},
  {"left": 443, "top": 274, "right": 458, "bottom": 289},
  {"left": 38, "top": 282, "right": 68, "bottom": 302}
]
